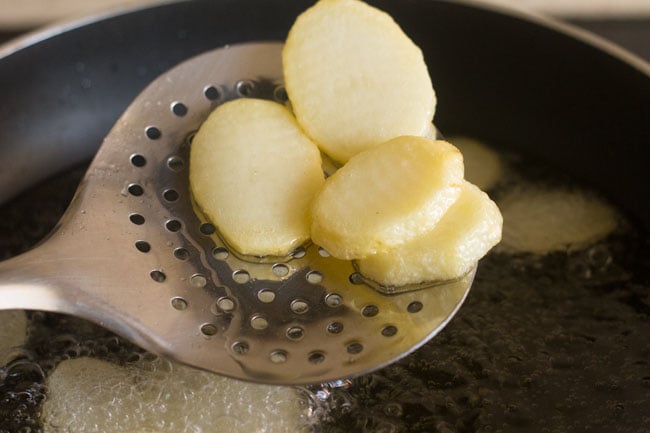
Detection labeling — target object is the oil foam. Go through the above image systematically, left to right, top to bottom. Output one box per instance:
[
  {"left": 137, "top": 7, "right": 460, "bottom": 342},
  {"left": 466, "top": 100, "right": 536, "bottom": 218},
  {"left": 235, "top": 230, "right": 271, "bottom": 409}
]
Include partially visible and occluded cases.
[
  {"left": 496, "top": 183, "right": 619, "bottom": 254},
  {"left": 42, "top": 356, "right": 311, "bottom": 433}
]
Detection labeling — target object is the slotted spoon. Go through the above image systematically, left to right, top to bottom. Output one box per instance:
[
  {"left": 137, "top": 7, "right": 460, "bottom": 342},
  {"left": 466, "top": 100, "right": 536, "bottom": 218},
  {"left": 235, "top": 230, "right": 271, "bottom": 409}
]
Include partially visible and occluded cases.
[{"left": 0, "top": 42, "right": 473, "bottom": 385}]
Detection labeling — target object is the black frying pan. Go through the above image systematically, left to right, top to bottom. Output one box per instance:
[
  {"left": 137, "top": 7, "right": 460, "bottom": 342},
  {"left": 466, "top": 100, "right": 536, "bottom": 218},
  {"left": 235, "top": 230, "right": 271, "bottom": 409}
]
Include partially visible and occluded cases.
[
  {"left": 1, "top": 0, "right": 648, "bottom": 227},
  {"left": 0, "top": 1, "right": 648, "bottom": 431}
]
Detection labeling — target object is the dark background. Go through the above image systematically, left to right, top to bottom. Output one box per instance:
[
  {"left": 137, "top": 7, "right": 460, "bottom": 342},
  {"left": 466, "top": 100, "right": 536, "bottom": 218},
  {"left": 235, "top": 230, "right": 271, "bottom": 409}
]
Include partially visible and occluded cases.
[{"left": 2, "top": 17, "right": 649, "bottom": 61}]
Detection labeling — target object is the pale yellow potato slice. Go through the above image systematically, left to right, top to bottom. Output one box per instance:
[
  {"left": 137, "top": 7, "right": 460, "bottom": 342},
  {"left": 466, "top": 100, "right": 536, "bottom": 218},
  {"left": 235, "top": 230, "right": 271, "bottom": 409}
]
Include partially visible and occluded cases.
[
  {"left": 283, "top": 0, "right": 436, "bottom": 163},
  {"left": 190, "top": 98, "right": 324, "bottom": 257},
  {"left": 311, "top": 136, "right": 464, "bottom": 260},
  {"left": 449, "top": 136, "right": 503, "bottom": 191},
  {"left": 357, "top": 181, "right": 503, "bottom": 286}
]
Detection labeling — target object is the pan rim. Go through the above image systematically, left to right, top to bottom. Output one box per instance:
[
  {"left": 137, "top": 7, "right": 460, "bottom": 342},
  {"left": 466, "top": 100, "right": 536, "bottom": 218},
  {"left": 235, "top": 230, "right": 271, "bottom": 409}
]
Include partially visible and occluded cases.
[{"left": 0, "top": 0, "right": 648, "bottom": 75}]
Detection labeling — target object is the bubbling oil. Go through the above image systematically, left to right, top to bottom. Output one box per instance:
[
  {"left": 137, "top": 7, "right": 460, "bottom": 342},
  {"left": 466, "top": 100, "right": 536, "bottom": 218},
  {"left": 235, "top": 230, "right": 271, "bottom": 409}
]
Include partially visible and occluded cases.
[
  {"left": 1, "top": 143, "right": 648, "bottom": 432},
  {"left": 43, "top": 356, "right": 311, "bottom": 433}
]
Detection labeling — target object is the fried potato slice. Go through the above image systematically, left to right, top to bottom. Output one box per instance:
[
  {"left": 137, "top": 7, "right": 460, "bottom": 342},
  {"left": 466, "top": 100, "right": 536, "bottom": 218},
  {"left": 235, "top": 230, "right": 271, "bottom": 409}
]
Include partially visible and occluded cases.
[
  {"left": 283, "top": 0, "right": 436, "bottom": 163},
  {"left": 190, "top": 98, "right": 324, "bottom": 257},
  {"left": 310, "top": 136, "right": 463, "bottom": 260},
  {"left": 449, "top": 136, "right": 503, "bottom": 191},
  {"left": 357, "top": 181, "right": 503, "bottom": 286},
  {"left": 496, "top": 184, "right": 618, "bottom": 254}
]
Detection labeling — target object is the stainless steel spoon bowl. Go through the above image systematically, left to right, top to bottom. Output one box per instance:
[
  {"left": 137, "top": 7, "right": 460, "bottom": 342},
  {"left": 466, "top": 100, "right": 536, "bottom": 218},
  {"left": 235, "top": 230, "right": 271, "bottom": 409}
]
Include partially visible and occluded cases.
[{"left": 0, "top": 42, "right": 473, "bottom": 385}]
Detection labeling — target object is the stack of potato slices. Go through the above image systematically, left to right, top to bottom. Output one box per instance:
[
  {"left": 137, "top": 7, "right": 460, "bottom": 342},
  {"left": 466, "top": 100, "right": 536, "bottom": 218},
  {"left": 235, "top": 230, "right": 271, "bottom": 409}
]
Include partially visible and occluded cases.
[{"left": 190, "top": 0, "right": 502, "bottom": 287}]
